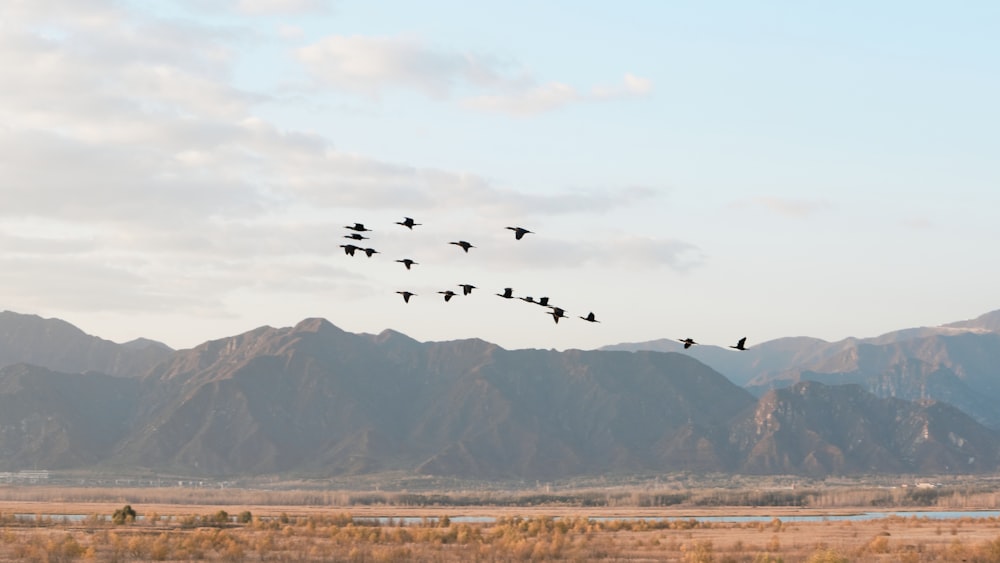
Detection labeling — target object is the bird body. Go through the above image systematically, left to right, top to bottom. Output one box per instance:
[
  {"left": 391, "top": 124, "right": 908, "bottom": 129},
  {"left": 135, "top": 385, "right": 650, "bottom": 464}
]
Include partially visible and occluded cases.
[
  {"left": 396, "top": 217, "right": 421, "bottom": 229},
  {"left": 345, "top": 223, "right": 371, "bottom": 232},
  {"left": 506, "top": 226, "right": 533, "bottom": 240},
  {"left": 344, "top": 233, "right": 369, "bottom": 240},
  {"left": 449, "top": 240, "right": 475, "bottom": 252},
  {"left": 340, "top": 244, "right": 359, "bottom": 256},
  {"left": 363, "top": 248, "right": 379, "bottom": 257},
  {"left": 396, "top": 258, "right": 418, "bottom": 270},
  {"left": 459, "top": 284, "right": 476, "bottom": 295},
  {"left": 496, "top": 287, "right": 514, "bottom": 299},
  {"left": 438, "top": 290, "right": 456, "bottom": 302},
  {"left": 396, "top": 291, "right": 416, "bottom": 303},
  {"left": 520, "top": 296, "right": 536, "bottom": 304},
  {"left": 536, "top": 297, "right": 550, "bottom": 307},
  {"left": 548, "top": 307, "right": 567, "bottom": 324},
  {"left": 580, "top": 312, "right": 600, "bottom": 323},
  {"left": 729, "top": 337, "right": 748, "bottom": 351},
  {"left": 679, "top": 338, "right": 697, "bottom": 349}
]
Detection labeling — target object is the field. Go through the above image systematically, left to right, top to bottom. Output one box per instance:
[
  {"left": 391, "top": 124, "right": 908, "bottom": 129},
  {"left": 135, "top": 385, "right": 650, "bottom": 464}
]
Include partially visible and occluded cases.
[{"left": 3, "top": 484, "right": 1000, "bottom": 561}]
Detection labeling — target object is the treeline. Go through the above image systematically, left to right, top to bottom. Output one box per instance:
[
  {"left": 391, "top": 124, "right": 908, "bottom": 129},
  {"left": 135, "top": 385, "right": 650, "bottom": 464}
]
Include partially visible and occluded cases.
[
  {"left": 6, "top": 483, "right": 1000, "bottom": 509},
  {"left": 345, "top": 486, "right": 1000, "bottom": 509}
]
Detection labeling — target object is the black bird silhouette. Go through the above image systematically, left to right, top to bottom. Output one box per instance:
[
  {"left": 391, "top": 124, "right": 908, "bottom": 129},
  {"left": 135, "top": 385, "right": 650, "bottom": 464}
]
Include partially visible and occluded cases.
[
  {"left": 396, "top": 216, "right": 421, "bottom": 229},
  {"left": 345, "top": 223, "right": 372, "bottom": 232},
  {"left": 506, "top": 226, "right": 533, "bottom": 240},
  {"left": 344, "top": 233, "right": 369, "bottom": 241},
  {"left": 449, "top": 240, "right": 475, "bottom": 252},
  {"left": 340, "top": 244, "right": 360, "bottom": 256},
  {"left": 363, "top": 248, "right": 379, "bottom": 257},
  {"left": 396, "top": 258, "right": 418, "bottom": 270},
  {"left": 459, "top": 284, "right": 476, "bottom": 295},
  {"left": 496, "top": 287, "right": 514, "bottom": 299},
  {"left": 438, "top": 290, "right": 456, "bottom": 302},
  {"left": 396, "top": 291, "right": 416, "bottom": 303},
  {"left": 520, "top": 296, "right": 536, "bottom": 304},
  {"left": 536, "top": 297, "right": 550, "bottom": 307},
  {"left": 548, "top": 307, "right": 568, "bottom": 324},
  {"left": 580, "top": 312, "right": 600, "bottom": 323},
  {"left": 729, "top": 337, "right": 748, "bottom": 351},
  {"left": 679, "top": 338, "right": 697, "bottom": 349}
]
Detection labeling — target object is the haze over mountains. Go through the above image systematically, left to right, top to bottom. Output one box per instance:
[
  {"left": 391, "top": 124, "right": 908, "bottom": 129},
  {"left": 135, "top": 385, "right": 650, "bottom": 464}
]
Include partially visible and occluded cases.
[
  {"left": 1, "top": 309, "right": 999, "bottom": 480},
  {"left": 605, "top": 309, "right": 1000, "bottom": 431}
]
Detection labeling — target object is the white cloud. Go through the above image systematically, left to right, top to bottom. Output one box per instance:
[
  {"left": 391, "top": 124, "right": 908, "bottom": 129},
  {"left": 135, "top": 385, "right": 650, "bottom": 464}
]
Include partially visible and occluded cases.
[
  {"left": 175, "top": 0, "right": 334, "bottom": 16},
  {"left": 237, "top": 0, "right": 333, "bottom": 15},
  {"left": 0, "top": 3, "right": 688, "bottom": 325},
  {"left": 296, "top": 34, "right": 651, "bottom": 114},
  {"left": 296, "top": 35, "right": 503, "bottom": 98},
  {"left": 465, "top": 73, "right": 653, "bottom": 116}
]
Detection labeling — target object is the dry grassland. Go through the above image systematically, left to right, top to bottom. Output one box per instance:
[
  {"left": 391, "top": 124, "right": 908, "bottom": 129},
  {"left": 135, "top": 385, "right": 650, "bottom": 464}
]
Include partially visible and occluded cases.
[{"left": 2, "top": 486, "right": 1000, "bottom": 561}]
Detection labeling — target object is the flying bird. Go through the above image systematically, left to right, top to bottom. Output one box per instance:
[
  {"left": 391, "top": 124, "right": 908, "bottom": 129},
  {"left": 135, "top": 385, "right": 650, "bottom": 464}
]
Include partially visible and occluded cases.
[
  {"left": 396, "top": 216, "right": 421, "bottom": 229},
  {"left": 345, "top": 223, "right": 372, "bottom": 232},
  {"left": 506, "top": 226, "right": 533, "bottom": 240},
  {"left": 343, "top": 233, "right": 369, "bottom": 241},
  {"left": 449, "top": 240, "right": 475, "bottom": 253},
  {"left": 340, "top": 244, "right": 360, "bottom": 256},
  {"left": 363, "top": 248, "right": 379, "bottom": 257},
  {"left": 396, "top": 259, "right": 418, "bottom": 270},
  {"left": 459, "top": 284, "right": 476, "bottom": 295},
  {"left": 496, "top": 287, "right": 514, "bottom": 299},
  {"left": 438, "top": 290, "right": 456, "bottom": 302},
  {"left": 396, "top": 291, "right": 416, "bottom": 303},
  {"left": 520, "top": 296, "right": 536, "bottom": 304},
  {"left": 536, "top": 297, "right": 550, "bottom": 307},
  {"left": 548, "top": 307, "right": 568, "bottom": 324},
  {"left": 580, "top": 312, "right": 600, "bottom": 323},
  {"left": 729, "top": 337, "right": 748, "bottom": 351},
  {"left": 679, "top": 338, "right": 698, "bottom": 349}
]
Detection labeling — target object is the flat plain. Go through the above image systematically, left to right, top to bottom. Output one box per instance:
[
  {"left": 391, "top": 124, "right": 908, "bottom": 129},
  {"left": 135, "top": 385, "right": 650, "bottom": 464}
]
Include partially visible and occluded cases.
[{"left": 3, "top": 484, "right": 1000, "bottom": 561}]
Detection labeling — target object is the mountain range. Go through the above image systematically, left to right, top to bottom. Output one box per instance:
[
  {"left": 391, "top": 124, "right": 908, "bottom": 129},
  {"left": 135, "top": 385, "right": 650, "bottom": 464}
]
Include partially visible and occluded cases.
[
  {"left": 1, "top": 309, "right": 999, "bottom": 479},
  {"left": 604, "top": 309, "right": 1000, "bottom": 430}
]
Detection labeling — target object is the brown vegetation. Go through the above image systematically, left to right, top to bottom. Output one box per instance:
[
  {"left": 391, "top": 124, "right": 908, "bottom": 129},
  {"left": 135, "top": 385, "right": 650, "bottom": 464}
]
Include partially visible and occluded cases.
[{"left": 4, "top": 489, "right": 1000, "bottom": 561}]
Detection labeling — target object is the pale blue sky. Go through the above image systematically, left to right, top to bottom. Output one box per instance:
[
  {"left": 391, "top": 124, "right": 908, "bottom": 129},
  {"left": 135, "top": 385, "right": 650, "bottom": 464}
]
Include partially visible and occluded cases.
[{"left": 1, "top": 1, "right": 998, "bottom": 351}]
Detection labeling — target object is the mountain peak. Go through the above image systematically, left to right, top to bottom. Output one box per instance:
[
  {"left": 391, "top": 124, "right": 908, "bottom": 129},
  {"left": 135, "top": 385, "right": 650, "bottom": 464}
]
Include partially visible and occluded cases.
[
  {"left": 944, "top": 309, "right": 1000, "bottom": 333},
  {"left": 293, "top": 317, "right": 343, "bottom": 334}
]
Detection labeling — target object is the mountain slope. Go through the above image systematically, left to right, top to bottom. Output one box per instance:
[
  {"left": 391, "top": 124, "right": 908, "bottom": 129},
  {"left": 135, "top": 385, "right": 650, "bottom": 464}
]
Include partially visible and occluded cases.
[
  {"left": 0, "top": 311, "right": 173, "bottom": 376},
  {"left": 113, "top": 319, "right": 759, "bottom": 478},
  {"left": 0, "top": 364, "right": 139, "bottom": 469},
  {"left": 731, "top": 381, "right": 1000, "bottom": 475}
]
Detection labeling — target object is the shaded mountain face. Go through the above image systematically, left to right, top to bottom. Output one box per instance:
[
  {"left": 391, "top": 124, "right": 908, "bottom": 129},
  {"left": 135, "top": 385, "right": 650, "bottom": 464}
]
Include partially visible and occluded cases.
[
  {"left": 607, "top": 309, "right": 1000, "bottom": 430},
  {"left": 0, "top": 311, "right": 173, "bottom": 377},
  {"left": 4, "top": 313, "right": 1000, "bottom": 479},
  {"left": 113, "top": 319, "right": 758, "bottom": 479},
  {"left": 744, "top": 332, "right": 1000, "bottom": 430},
  {"left": 0, "top": 364, "right": 139, "bottom": 470},
  {"left": 731, "top": 381, "right": 1000, "bottom": 475}
]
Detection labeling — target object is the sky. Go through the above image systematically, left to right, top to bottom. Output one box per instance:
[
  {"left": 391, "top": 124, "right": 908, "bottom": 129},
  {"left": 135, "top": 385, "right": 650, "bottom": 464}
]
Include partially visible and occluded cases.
[{"left": 1, "top": 0, "right": 999, "bottom": 352}]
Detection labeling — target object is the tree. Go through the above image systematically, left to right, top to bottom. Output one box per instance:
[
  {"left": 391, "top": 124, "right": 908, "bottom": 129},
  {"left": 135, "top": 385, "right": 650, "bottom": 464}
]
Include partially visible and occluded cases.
[{"left": 112, "top": 504, "right": 137, "bottom": 525}]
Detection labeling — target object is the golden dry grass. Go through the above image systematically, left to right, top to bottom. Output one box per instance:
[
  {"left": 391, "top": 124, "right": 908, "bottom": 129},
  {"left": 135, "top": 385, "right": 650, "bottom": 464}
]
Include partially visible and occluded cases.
[{"left": 4, "top": 484, "right": 1000, "bottom": 561}]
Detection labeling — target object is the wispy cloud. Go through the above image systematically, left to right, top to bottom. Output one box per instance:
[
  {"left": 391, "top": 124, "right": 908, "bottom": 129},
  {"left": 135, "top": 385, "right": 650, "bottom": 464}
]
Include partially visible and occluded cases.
[
  {"left": 179, "top": 0, "right": 335, "bottom": 16},
  {"left": 236, "top": 0, "right": 334, "bottom": 15},
  {"left": 0, "top": 4, "right": 680, "bottom": 320},
  {"left": 295, "top": 34, "right": 651, "bottom": 114},
  {"left": 296, "top": 35, "right": 515, "bottom": 98},
  {"left": 463, "top": 73, "right": 651, "bottom": 115},
  {"left": 732, "top": 197, "right": 832, "bottom": 218}
]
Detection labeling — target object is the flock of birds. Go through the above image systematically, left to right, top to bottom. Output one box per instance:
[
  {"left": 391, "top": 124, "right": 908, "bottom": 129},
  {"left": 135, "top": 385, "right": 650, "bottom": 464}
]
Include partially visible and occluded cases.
[
  {"left": 339, "top": 217, "right": 749, "bottom": 350},
  {"left": 339, "top": 218, "right": 599, "bottom": 325}
]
